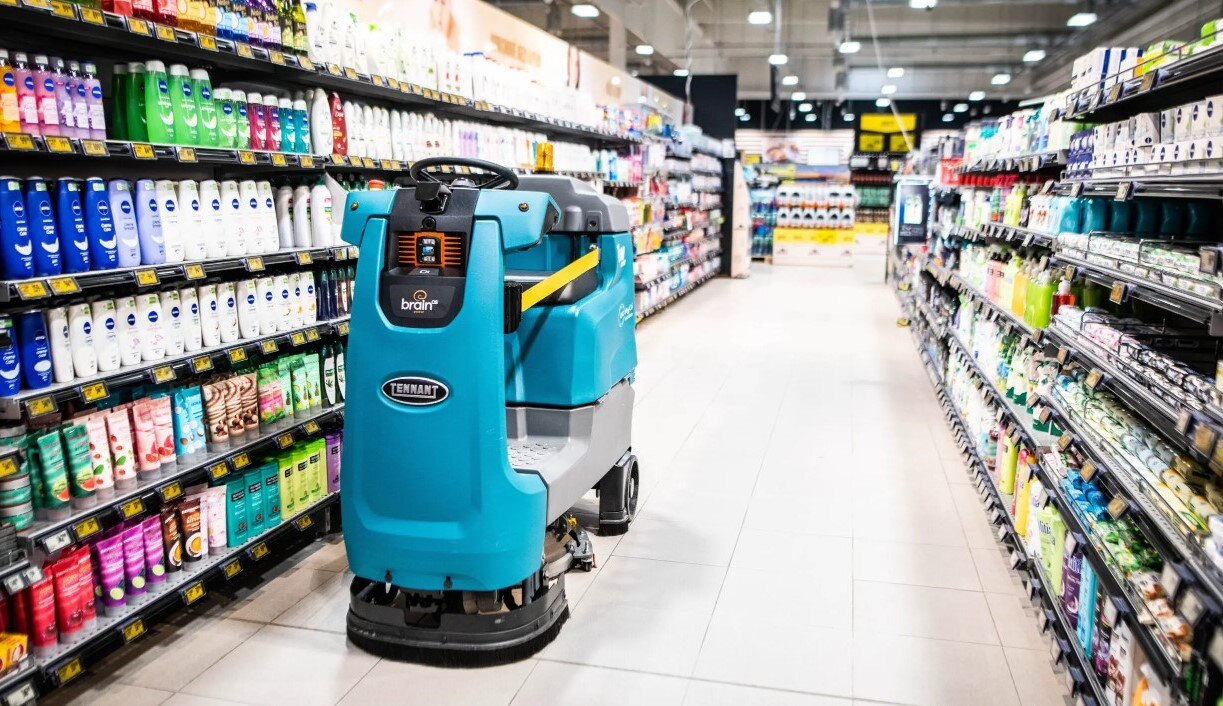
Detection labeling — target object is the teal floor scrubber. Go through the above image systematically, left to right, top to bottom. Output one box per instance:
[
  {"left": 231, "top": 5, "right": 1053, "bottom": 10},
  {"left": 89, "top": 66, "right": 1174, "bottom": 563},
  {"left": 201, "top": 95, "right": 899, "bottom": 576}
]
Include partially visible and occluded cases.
[{"left": 340, "top": 157, "right": 640, "bottom": 665}]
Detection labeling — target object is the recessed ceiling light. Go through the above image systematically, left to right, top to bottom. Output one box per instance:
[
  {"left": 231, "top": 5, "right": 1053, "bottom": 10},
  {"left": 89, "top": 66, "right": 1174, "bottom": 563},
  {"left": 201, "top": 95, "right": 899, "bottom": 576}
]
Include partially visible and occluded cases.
[
  {"left": 909, "top": 0, "right": 937, "bottom": 7},
  {"left": 571, "top": 4, "right": 599, "bottom": 18},
  {"left": 748, "top": 10, "right": 772, "bottom": 24},
  {"left": 1067, "top": 12, "right": 1097, "bottom": 27},
  {"left": 839, "top": 40, "right": 861, "bottom": 54},
  {"left": 635, "top": 44, "right": 655, "bottom": 56},
  {"left": 1023, "top": 49, "right": 1046, "bottom": 63},
  {"left": 768, "top": 53, "right": 788, "bottom": 65},
  {"left": 887, "top": 67, "right": 905, "bottom": 78},
  {"left": 673, "top": 68, "right": 690, "bottom": 76},
  {"left": 991, "top": 73, "right": 1011, "bottom": 85},
  {"left": 781, "top": 75, "right": 799, "bottom": 86},
  {"left": 881, "top": 84, "right": 897, "bottom": 95},
  {"left": 968, "top": 90, "right": 985, "bottom": 101},
  {"left": 790, "top": 91, "right": 807, "bottom": 101},
  {"left": 876, "top": 97, "right": 891, "bottom": 107},
  {"left": 798, "top": 102, "right": 813, "bottom": 112},
  {"left": 953, "top": 102, "right": 968, "bottom": 112},
  {"left": 734, "top": 107, "right": 746, "bottom": 116},
  {"left": 844, "top": 112, "right": 855, "bottom": 121},
  {"left": 942, "top": 113, "right": 954, "bottom": 122},
  {"left": 805, "top": 114, "right": 816, "bottom": 122}
]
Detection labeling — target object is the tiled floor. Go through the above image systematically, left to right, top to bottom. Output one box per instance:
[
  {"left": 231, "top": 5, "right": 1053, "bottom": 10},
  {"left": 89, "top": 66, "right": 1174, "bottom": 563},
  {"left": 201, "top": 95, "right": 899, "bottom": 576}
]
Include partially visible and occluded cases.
[{"left": 45, "top": 265, "right": 1072, "bottom": 706}]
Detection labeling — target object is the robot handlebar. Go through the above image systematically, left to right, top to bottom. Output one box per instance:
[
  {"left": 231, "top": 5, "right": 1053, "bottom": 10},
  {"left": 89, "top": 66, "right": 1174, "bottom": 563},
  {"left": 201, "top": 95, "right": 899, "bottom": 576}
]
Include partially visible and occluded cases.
[{"left": 410, "top": 157, "right": 520, "bottom": 191}]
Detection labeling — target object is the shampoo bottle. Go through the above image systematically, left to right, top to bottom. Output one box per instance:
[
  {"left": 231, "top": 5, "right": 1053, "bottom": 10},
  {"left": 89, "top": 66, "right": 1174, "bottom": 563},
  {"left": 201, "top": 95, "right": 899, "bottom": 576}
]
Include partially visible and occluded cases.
[
  {"left": 0, "top": 50, "right": 19, "bottom": 134},
  {"left": 12, "top": 53, "right": 37, "bottom": 135},
  {"left": 31, "top": 55, "right": 60, "bottom": 137},
  {"left": 143, "top": 60, "right": 175, "bottom": 144},
  {"left": 80, "top": 61, "right": 105, "bottom": 140},
  {"left": 109, "top": 62, "right": 128, "bottom": 140},
  {"left": 124, "top": 62, "right": 148, "bottom": 142},
  {"left": 167, "top": 64, "right": 199, "bottom": 145},
  {"left": 190, "top": 69, "right": 217, "bottom": 146},
  {"left": 214, "top": 87, "right": 237, "bottom": 148},
  {"left": 310, "top": 88, "right": 332, "bottom": 155},
  {"left": 232, "top": 89, "right": 250, "bottom": 149},
  {"left": 247, "top": 91, "right": 266, "bottom": 150},
  {"left": 328, "top": 92, "right": 346, "bottom": 154},
  {"left": 263, "top": 93, "right": 280, "bottom": 151},
  {"left": 293, "top": 95, "right": 310, "bottom": 153},
  {"left": 278, "top": 96, "right": 295, "bottom": 153},
  {"left": 0, "top": 177, "right": 32, "bottom": 279},
  {"left": 23, "top": 177, "right": 60, "bottom": 276},
  {"left": 83, "top": 177, "right": 118, "bottom": 270},
  {"left": 309, "top": 178, "right": 331, "bottom": 246},
  {"left": 133, "top": 179, "right": 165, "bottom": 265},
  {"left": 106, "top": 180, "right": 141, "bottom": 268},
  {"left": 155, "top": 180, "right": 184, "bottom": 263},
  {"left": 176, "top": 180, "right": 207, "bottom": 261},
  {"left": 198, "top": 180, "right": 226, "bottom": 258},
  {"left": 220, "top": 180, "right": 244, "bottom": 256},
  {"left": 238, "top": 180, "right": 261, "bottom": 254},
  {"left": 256, "top": 181, "right": 278, "bottom": 252},
  {"left": 292, "top": 183, "right": 311, "bottom": 246},
  {"left": 275, "top": 185, "right": 293, "bottom": 248},
  {"left": 256, "top": 276, "right": 277, "bottom": 334},
  {"left": 236, "top": 278, "right": 260, "bottom": 338},
  {"left": 218, "top": 280, "right": 239, "bottom": 342},
  {"left": 197, "top": 283, "right": 220, "bottom": 347},
  {"left": 159, "top": 288, "right": 184, "bottom": 356},
  {"left": 136, "top": 291, "right": 165, "bottom": 361},
  {"left": 115, "top": 296, "right": 142, "bottom": 366},
  {"left": 91, "top": 298, "right": 121, "bottom": 372},
  {"left": 66, "top": 301, "right": 98, "bottom": 376},
  {"left": 46, "top": 307, "right": 73, "bottom": 383},
  {"left": 15, "top": 311, "right": 50, "bottom": 390},
  {"left": 0, "top": 317, "right": 16, "bottom": 396}
]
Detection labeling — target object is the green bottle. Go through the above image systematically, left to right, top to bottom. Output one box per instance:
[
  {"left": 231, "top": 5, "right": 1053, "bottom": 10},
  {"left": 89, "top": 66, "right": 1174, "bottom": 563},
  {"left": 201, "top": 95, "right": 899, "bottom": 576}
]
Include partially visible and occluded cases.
[
  {"left": 143, "top": 60, "right": 175, "bottom": 144},
  {"left": 125, "top": 62, "right": 148, "bottom": 142},
  {"left": 110, "top": 63, "right": 128, "bottom": 141},
  {"left": 167, "top": 64, "right": 199, "bottom": 146},
  {"left": 191, "top": 68, "right": 218, "bottom": 147},
  {"left": 215, "top": 86, "right": 237, "bottom": 148},
  {"left": 233, "top": 89, "right": 250, "bottom": 150}
]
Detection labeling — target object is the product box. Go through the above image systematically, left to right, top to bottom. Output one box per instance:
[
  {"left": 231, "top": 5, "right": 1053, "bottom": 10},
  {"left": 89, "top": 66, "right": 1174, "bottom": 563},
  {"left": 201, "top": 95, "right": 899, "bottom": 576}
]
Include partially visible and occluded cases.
[{"left": 0, "top": 633, "right": 26, "bottom": 672}]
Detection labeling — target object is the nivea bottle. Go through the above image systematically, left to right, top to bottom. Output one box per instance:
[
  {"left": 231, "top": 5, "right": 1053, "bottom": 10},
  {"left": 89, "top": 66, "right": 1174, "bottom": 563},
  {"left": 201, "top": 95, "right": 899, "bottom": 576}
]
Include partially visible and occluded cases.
[
  {"left": 263, "top": 94, "right": 281, "bottom": 152},
  {"left": 293, "top": 96, "right": 311, "bottom": 154},
  {"left": 279, "top": 97, "right": 296, "bottom": 154},
  {"left": 0, "top": 176, "right": 33, "bottom": 279},
  {"left": 24, "top": 177, "right": 60, "bottom": 276},
  {"left": 83, "top": 177, "right": 118, "bottom": 270},
  {"left": 55, "top": 178, "right": 90, "bottom": 273},
  {"left": 134, "top": 179, "right": 165, "bottom": 265},
  {"left": 107, "top": 180, "right": 141, "bottom": 267},
  {"left": 155, "top": 180, "right": 184, "bottom": 263},
  {"left": 177, "top": 180, "right": 206, "bottom": 261},
  {"left": 198, "top": 180, "right": 226, "bottom": 259},
  {"left": 220, "top": 180, "right": 245, "bottom": 256},
  {"left": 239, "top": 180, "right": 262, "bottom": 254},
  {"left": 256, "top": 181, "right": 278, "bottom": 252},
  {"left": 292, "top": 184, "right": 311, "bottom": 247},
  {"left": 275, "top": 185, "right": 293, "bottom": 248},
  {"left": 256, "top": 276, "right": 277, "bottom": 334},
  {"left": 236, "top": 278, "right": 259, "bottom": 338},
  {"left": 218, "top": 280, "right": 239, "bottom": 343},
  {"left": 197, "top": 283, "right": 220, "bottom": 347},
  {"left": 179, "top": 286, "right": 202, "bottom": 352},
  {"left": 159, "top": 288, "right": 184, "bottom": 356},
  {"left": 135, "top": 292, "right": 164, "bottom": 361},
  {"left": 115, "top": 295, "right": 142, "bottom": 366},
  {"left": 91, "top": 298, "right": 121, "bottom": 372},
  {"left": 66, "top": 301, "right": 97, "bottom": 376},
  {"left": 45, "top": 306, "right": 72, "bottom": 383},
  {"left": 15, "top": 311, "right": 51, "bottom": 390},
  {"left": 0, "top": 316, "right": 19, "bottom": 397}
]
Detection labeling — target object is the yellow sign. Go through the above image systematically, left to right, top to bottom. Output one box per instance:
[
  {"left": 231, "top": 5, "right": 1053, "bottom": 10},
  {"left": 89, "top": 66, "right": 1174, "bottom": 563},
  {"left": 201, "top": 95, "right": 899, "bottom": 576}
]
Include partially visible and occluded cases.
[
  {"left": 49, "top": 0, "right": 74, "bottom": 17},
  {"left": 79, "top": 6, "right": 104, "bottom": 24},
  {"left": 155, "top": 24, "right": 176, "bottom": 41},
  {"left": 199, "top": 34, "right": 218, "bottom": 51},
  {"left": 236, "top": 43, "right": 254, "bottom": 59},
  {"left": 860, "top": 113, "right": 917, "bottom": 133},
  {"left": 4, "top": 133, "right": 34, "bottom": 151},
  {"left": 857, "top": 134, "right": 885, "bottom": 152},
  {"left": 44, "top": 135, "right": 72, "bottom": 153},
  {"left": 81, "top": 139, "right": 108, "bottom": 156},
  {"left": 132, "top": 142, "right": 156, "bottom": 159},
  {"left": 177, "top": 146, "right": 197, "bottom": 163},
  {"left": 239, "top": 150, "right": 256, "bottom": 165},
  {"left": 271, "top": 153, "right": 287, "bottom": 167},
  {"left": 300, "top": 155, "right": 315, "bottom": 168},
  {"left": 295, "top": 251, "right": 313, "bottom": 266},
  {"left": 184, "top": 263, "right": 206, "bottom": 280},
  {"left": 135, "top": 268, "right": 159, "bottom": 286},
  {"left": 47, "top": 276, "right": 80, "bottom": 294},
  {"left": 15, "top": 280, "right": 48, "bottom": 299},
  {"left": 260, "top": 339, "right": 279, "bottom": 355},
  {"left": 191, "top": 355, "right": 214, "bottom": 373},
  {"left": 150, "top": 365, "right": 176, "bottom": 384},
  {"left": 80, "top": 380, "right": 109, "bottom": 403},
  {"left": 25, "top": 394, "right": 56, "bottom": 417},
  {"left": 303, "top": 420, "right": 321, "bottom": 435},
  {"left": 277, "top": 433, "right": 294, "bottom": 448},
  {"left": 232, "top": 452, "right": 250, "bottom": 469},
  {"left": 0, "top": 457, "right": 17, "bottom": 479},
  {"left": 208, "top": 461, "right": 229, "bottom": 480},
  {"left": 159, "top": 481, "right": 183, "bottom": 502},
  {"left": 119, "top": 497, "right": 144, "bottom": 520},
  {"left": 294, "top": 514, "right": 314, "bottom": 531},
  {"left": 73, "top": 516, "right": 102, "bottom": 540},
  {"left": 250, "top": 541, "right": 270, "bottom": 560},
  {"left": 223, "top": 559, "right": 242, "bottom": 579},
  {"left": 183, "top": 581, "right": 205, "bottom": 604},
  {"left": 121, "top": 618, "right": 146, "bottom": 643},
  {"left": 55, "top": 658, "right": 82, "bottom": 685}
]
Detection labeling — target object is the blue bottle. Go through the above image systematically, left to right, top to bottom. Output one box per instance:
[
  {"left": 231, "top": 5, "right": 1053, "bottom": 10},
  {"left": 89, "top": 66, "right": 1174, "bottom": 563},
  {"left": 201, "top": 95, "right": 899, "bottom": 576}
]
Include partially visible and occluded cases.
[
  {"left": 0, "top": 177, "right": 33, "bottom": 279},
  {"left": 24, "top": 177, "right": 61, "bottom": 276},
  {"left": 83, "top": 177, "right": 118, "bottom": 270},
  {"left": 55, "top": 178, "right": 90, "bottom": 274},
  {"left": 134, "top": 179, "right": 165, "bottom": 265},
  {"left": 107, "top": 180, "right": 141, "bottom": 267},
  {"left": 14, "top": 311, "right": 49, "bottom": 390},
  {"left": 0, "top": 316, "right": 19, "bottom": 397}
]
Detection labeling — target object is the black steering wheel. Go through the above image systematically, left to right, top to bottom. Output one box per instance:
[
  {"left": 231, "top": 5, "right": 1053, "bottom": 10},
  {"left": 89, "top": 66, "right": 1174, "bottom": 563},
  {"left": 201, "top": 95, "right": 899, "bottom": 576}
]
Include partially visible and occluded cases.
[{"left": 410, "top": 157, "right": 519, "bottom": 190}]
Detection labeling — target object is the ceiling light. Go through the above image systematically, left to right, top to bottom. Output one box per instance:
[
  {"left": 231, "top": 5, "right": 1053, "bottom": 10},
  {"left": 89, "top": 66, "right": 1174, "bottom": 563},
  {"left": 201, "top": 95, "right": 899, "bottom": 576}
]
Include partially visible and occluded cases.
[
  {"left": 909, "top": 0, "right": 937, "bottom": 7},
  {"left": 571, "top": 4, "right": 599, "bottom": 18},
  {"left": 747, "top": 10, "right": 772, "bottom": 24},
  {"left": 1067, "top": 12, "right": 1097, "bottom": 27},
  {"left": 839, "top": 40, "right": 861, "bottom": 54},
  {"left": 635, "top": 44, "right": 654, "bottom": 56},
  {"left": 1023, "top": 49, "right": 1046, "bottom": 63},
  {"left": 768, "top": 53, "right": 788, "bottom": 65},
  {"left": 887, "top": 67, "right": 905, "bottom": 78},
  {"left": 673, "top": 68, "right": 690, "bottom": 77},
  {"left": 991, "top": 73, "right": 1011, "bottom": 85},
  {"left": 781, "top": 75, "right": 799, "bottom": 86},
  {"left": 881, "top": 84, "right": 897, "bottom": 95},
  {"left": 969, "top": 90, "right": 985, "bottom": 101},
  {"left": 790, "top": 91, "right": 807, "bottom": 101},
  {"left": 876, "top": 97, "right": 891, "bottom": 107},
  {"left": 798, "top": 102, "right": 813, "bottom": 112},
  {"left": 953, "top": 102, "right": 968, "bottom": 112},
  {"left": 734, "top": 107, "right": 746, "bottom": 116},
  {"left": 843, "top": 112, "right": 855, "bottom": 121},
  {"left": 739, "top": 113, "right": 751, "bottom": 122},
  {"left": 942, "top": 113, "right": 954, "bottom": 122},
  {"left": 805, "top": 114, "right": 816, "bottom": 122}
]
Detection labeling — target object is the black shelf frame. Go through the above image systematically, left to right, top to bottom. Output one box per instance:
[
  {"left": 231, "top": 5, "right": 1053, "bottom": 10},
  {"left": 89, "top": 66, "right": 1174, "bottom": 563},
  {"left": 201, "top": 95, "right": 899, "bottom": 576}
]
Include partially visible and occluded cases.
[{"left": 1066, "top": 41, "right": 1223, "bottom": 123}]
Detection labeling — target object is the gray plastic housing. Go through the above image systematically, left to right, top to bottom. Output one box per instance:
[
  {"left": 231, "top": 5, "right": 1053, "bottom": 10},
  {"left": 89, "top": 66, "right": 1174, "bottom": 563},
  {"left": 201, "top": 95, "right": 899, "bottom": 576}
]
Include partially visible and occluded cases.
[{"left": 516, "top": 175, "right": 632, "bottom": 234}]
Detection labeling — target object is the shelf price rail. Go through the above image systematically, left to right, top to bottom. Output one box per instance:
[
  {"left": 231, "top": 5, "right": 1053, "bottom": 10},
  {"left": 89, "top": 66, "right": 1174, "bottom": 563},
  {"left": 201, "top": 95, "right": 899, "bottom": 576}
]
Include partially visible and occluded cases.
[{"left": 1053, "top": 255, "right": 1223, "bottom": 334}]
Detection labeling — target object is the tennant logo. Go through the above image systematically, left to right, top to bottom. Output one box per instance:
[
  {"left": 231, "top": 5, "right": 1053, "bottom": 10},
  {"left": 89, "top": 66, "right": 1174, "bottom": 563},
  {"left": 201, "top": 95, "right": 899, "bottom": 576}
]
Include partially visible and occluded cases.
[
  {"left": 401, "top": 289, "right": 440, "bottom": 313},
  {"left": 382, "top": 376, "right": 449, "bottom": 406}
]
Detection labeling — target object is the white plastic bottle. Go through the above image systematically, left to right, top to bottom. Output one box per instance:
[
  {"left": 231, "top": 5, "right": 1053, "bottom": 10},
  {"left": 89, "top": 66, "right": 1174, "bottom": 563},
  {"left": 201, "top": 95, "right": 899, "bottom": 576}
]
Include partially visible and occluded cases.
[
  {"left": 304, "top": 1, "right": 326, "bottom": 65},
  {"left": 310, "top": 88, "right": 332, "bottom": 155},
  {"left": 324, "top": 172, "right": 346, "bottom": 242},
  {"left": 155, "top": 179, "right": 185, "bottom": 263},
  {"left": 310, "top": 179, "right": 332, "bottom": 246},
  {"left": 176, "top": 180, "right": 207, "bottom": 261},
  {"left": 198, "top": 180, "right": 226, "bottom": 259},
  {"left": 219, "top": 180, "right": 245, "bottom": 256},
  {"left": 239, "top": 180, "right": 262, "bottom": 254},
  {"left": 256, "top": 181, "right": 278, "bottom": 252},
  {"left": 293, "top": 184, "right": 312, "bottom": 246},
  {"left": 275, "top": 185, "right": 294, "bottom": 249},
  {"left": 287, "top": 271, "right": 303, "bottom": 327},
  {"left": 302, "top": 271, "right": 317, "bottom": 323},
  {"left": 275, "top": 273, "right": 292, "bottom": 325},
  {"left": 256, "top": 276, "right": 277, "bottom": 334},
  {"left": 236, "top": 278, "right": 260, "bottom": 338},
  {"left": 218, "top": 280, "right": 240, "bottom": 343},
  {"left": 197, "top": 283, "right": 220, "bottom": 347},
  {"left": 179, "top": 286, "right": 202, "bottom": 352},
  {"left": 160, "top": 288, "right": 184, "bottom": 356},
  {"left": 136, "top": 292, "right": 165, "bottom": 361},
  {"left": 115, "top": 295, "right": 141, "bottom": 366},
  {"left": 91, "top": 298, "right": 121, "bottom": 372},
  {"left": 66, "top": 302, "right": 98, "bottom": 377},
  {"left": 45, "top": 306, "right": 74, "bottom": 383}
]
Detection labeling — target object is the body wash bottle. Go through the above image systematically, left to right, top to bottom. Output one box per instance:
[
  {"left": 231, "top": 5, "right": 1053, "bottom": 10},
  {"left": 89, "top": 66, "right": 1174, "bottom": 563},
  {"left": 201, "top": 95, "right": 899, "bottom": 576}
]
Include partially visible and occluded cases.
[
  {"left": 24, "top": 177, "right": 61, "bottom": 276},
  {"left": 83, "top": 177, "right": 117, "bottom": 270},
  {"left": 54, "top": 178, "right": 90, "bottom": 274},
  {"left": 134, "top": 179, "right": 165, "bottom": 265},
  {"left": 155, "top": 179, "right": 185, "bottom": 263},
  {"left": 107, "top": 180, "right": 141, "bottom": 268},
  {"left": 177, "top": 180, "right": 206, "bottom": 261},
  {"left": 198, "top": 180, "right": 226, "bottom": 258},
  {"left": 115, "top": 296, "right": 142, "bottom": 366},
  {"left": 91, "top": 298, "right": 121, "bottom": 372},
  {"left": 66, "top": 301, "right": 98, "bottom": 377},
  {"left": 45, "top": 306, "right": 73, "bottom": 383}
]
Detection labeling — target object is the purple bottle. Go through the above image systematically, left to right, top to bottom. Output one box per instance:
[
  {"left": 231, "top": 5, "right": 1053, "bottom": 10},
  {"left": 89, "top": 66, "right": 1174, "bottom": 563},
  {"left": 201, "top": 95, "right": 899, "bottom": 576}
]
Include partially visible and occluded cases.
[
  {"left": 12, "top": 52, "right": 38, "bottom": 135},
  {"left": 31, "top": 55, "right": 60, "bottom": 137},
  {"left": 50, "top": 57, "right": 78, "bottom": 139},
  {"left": 68, "top": 61, "right": 88, "bottom": 141},
  {"left": 80, "top": 62, "right": 105, "bottom": 140},
  {"left": 325, "top": 433, "right": 341, "bottom": 493}
]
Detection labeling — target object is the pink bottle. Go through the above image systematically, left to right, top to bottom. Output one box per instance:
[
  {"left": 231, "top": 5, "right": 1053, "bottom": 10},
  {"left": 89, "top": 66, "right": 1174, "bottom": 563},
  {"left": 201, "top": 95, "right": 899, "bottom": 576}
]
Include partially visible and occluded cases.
[
  {"left": 12, "top": 52, "right": 38, "bottom": 135},
  {"left": 31, "top": 55, "right": 60, "bottom": 137},
  {"left": 51, "top": 57, "right": 79, "bottom": 139},
  {"left": 68, "top": 61, "right": 88, "bottom": 141},
  {"left": 79, "top": 62, "right": 105, "bottom": 140},
  {"left": 247, "top": 91, "right": 265, "bottom": 150},
  {"left": 263, "top": 95, "right": 280, "bottom": 152}
]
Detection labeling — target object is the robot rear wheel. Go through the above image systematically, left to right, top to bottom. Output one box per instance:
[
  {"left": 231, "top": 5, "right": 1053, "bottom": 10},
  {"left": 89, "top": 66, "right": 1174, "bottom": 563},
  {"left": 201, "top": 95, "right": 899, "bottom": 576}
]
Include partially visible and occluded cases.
[{"left": 598, "top": 453, "right": 639, "bottom": 536}]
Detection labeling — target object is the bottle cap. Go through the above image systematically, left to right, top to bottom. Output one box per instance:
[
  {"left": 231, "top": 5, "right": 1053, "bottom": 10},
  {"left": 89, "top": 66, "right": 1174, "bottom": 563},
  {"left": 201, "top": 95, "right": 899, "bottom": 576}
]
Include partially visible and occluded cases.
[
  {"left": 0, "top": 50, "right": 9, "bottom": 61},
  {"left": 11, "top": 53, "right": 26, "bottom": 63},
  {"left": 32, "top": 54, "right": 48, "bottom": 65},
  {"left": 51, "top": 57, "right": 64, "bottom": 70},
  {"left": 67, "top": 60, "right": 80, "bottom": 72},
  {"left": 144, "top": 60, "right": 165, "bottom": 72},
  {"left": 127, "top": 61, "right": 146, "bottom": 72},
  {"left": 82, "top": 62, "right": 97, "bottom": 74},
  {"left": 168, "top": 64, "right": 190, "bottom": 77},
  {"left": 189, "top": 68, "right": 210, "bottom": 81},
  {"left": 213, "top": 87, "right": 231, "bottom": 99},
  {"left": 263, "top": 94, "right": 278, "bottom": 106}
]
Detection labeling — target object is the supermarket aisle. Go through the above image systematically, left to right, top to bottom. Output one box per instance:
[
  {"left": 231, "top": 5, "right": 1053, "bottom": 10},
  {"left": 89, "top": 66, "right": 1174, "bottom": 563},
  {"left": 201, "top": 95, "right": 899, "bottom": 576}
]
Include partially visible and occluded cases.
[{"left": 48, "top": 266, "right": 1070, "bottom": 706}]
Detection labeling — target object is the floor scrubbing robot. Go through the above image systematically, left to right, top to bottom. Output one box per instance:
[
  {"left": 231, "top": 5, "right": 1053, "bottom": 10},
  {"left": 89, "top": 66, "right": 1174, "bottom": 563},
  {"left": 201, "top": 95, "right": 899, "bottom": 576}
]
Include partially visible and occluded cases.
[{"left": 340, "top": 157, "right": 640, "bottom": 665}]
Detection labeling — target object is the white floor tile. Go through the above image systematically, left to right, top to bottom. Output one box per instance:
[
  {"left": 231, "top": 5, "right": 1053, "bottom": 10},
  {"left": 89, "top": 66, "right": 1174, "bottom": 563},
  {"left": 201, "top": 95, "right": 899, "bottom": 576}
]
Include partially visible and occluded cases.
[
  {"left": 744, "top": 492, "right": 853, "bottom": 538},
  {"left": 613, "top": 516, "right": 744, "bottom": 566},
  {"left": 731, "top": 530, "right": 853, "bottom": 574},
  {"left": 853, "top": 539, "right": 981, "bottom": 590},
  {"left": 579, "top": 556, "right": 727, "bottom": 615},
  {"left": 714, "top": 566, "right": 852, "bottom": 630},
  {"left": 221, "top": 567, "right": 341, "bottom": 623},
  {"left": 853, "top": 580, "right": 999, "bottom": 644},
  {"left": 986, "top": 592, "right": 1049, "bottom": 650},
  {"left": 541, "top": 602, "right": 711, "bottom": 676},
  {"left": 693, "top": 613, "right": 854, "bottom": 697},
  {"left": 111, "top": 617, "right": 262, "bottom": 691},
  {"left": 852, "top": 632, "right": 1021, "bottom": 706},
  {"left": 1004, "top": 647, "right": 1074, "bottom": 706},
  {"left": 339, "top": 658, "right": 536, "bottom": 706},
  {"left": 514, "top": 662, "right": 689, "bottom": 706},
  {"left": 44, "top": 681, "right": 172, "bottom": 706},
  {"left": 682, "top": 681, "right": 855, "bottom": 706}
]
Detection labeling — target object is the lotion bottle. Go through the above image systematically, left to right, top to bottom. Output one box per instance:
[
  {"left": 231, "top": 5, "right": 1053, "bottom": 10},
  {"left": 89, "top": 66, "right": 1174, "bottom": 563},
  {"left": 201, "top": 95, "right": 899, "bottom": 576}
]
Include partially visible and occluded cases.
[
  {"left": 83, "top": 177, "right": 118, "bottom": 270},
  {"left": 106, "top": 179, "right": 141, "bottom": 267},
  {"left": 155, "top": 179, "right": 185, "bottom": 263},
  {"left": 198, "top": 180, "right": 226, "bottom": 258},
  {"left": 179, "top": 285, "right": 202, "bottom": 352},
  {"left": 115, "top": 295, "right": 142, "bottom": 366},
  {"left": 91, "top": 298, "right": 121, "bottom": 372},
  {"left": 67, "top": 301, "right": 98, "bottom": 376},
  {"left": 45, "top": 306, "right": 73, "bottom": 383}
]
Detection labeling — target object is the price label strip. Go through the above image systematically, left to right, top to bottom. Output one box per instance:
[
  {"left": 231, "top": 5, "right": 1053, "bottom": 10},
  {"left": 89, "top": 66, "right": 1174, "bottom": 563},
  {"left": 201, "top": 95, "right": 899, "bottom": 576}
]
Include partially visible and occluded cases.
[
  {"left": 208, "top": 461, "right": 229, "bottom": 481},
  {"left": 158, "top": 480, "right": 183, "bottom": 503},
  {"left": 118, "top": 496, "right": 145, "bottom": 520},
  {"left": 73, "top": 515, "right": 102, "bottom": 541},
  {"left": 249, "top": 541, "right": 270, "bottom": 561},
  {"left": 222, "top": 558, "right": 243, "bottom": 580},
  {"left": 181, "top": 580, "right": 205, "bottom": 605},
  {"left": 120, "top": 617, "right": 146, "bottom": 643}
]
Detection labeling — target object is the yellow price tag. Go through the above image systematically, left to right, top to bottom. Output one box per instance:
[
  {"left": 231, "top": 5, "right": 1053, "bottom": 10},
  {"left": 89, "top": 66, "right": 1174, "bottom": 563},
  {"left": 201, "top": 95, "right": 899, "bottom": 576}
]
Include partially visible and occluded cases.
[
  {"left": 50, "top": 0, "right": 75, "bottom": 18},
  {"left": 79, "top": 6, "right": 103, "bottom": 24},
  {"left": 127, "top": 17, "right": 151, "bottom": 34},
  {"left": 155, "top": 24, "right": 176, "bottom": 41},
  {"left": 199, "top": 34, "right": 218, "bottom": 51},
  {"left": 236, "top": 43, "right": 254, "bottom": 59},
  {"left": 269, "top": 50, "right": 285, "bottom": 65},
  {"left": 298, "top": 56, "right": 315, "bottom": 70},
  {"left": 327, "top": 63, "right": 341, "bottom": 76},
  {"left": 343, "top": 66, "right": 358, "bottom": 80},
  {"left": 372, "top": 75, "right": 385, "bottom": 87},
  {"left": 387, "top": 77, "right": 400, "bottom": 90},
  {"left": 4, "top": 133, "right": 34, "bottom": 151},
  {"left": 44, "top": 135, "right": 72, "bottom": 153},
  {"left": 81, "top": 139, "right": 108, "bottom": 156},
  {"left": 132, "top": 142, "right": 155, "bottom": 159},
  {"left": 176, "top": 146, "right": 196, "bottom": 163},
  {"left": 239, "top": 150, "right": 256, "bottom": 165},
  {"left": 271, "top": 152, "right": 287, "bottom": 167},
  {"left": 330, "top": 153, "right": 345, "bottom": 165},
  {"left": 299, "top": 155, "right": 315, "bottom": 168},
  {"left": 362, "top": 157, "right": 376, "bottom": 169},
  {"left": 379, "top": 159, "right": 393, "bottom": 170},
  {"left": 389, "top": 160, "right": 401, "bottom": 171},
  {"left": 295, "top": 251, "right": 313, "bottom": 266},
  {"left": 245, "top": 256, "right": 265, "bottom": 272},
  {"left": 184, "top": 263, "right": 206, "bottom": 280},
  {"left": 135, "top": 268, "right": 160, "bottom": 286},
  {"left": 47, "top": 275, "right": 79, "bottom": 294},
  {"left": 15, "top": 280, "right": 47, "bottom": 301},
  {"left": 337, "top": 321, "right": 349, "bottom": 336},
  {"left": 305, "top": 328, "right": 320, "bottom": 342},
  {"left": 289, "top": 332, "right": 306, "bottom": 346},
  {"left": 260, "top": 339, "right": 278, "bottom": 355},
  {"left": 227, "top": 347, "right": 247, "bottom": 364},
  {"left": 191, "top": 355, "right": 214, "bottom": 373},
  {"left": 150, "top": 365, "right": 176, "bottom": 384},
  {"left": 79, "top": 380, "right": 109, "bottom": 403},
  {"left": 24, "top": 394, "right": 56, "bottom": 418},
  {"left": 303, "top": 420, "right": 321, "bottom": 434},
  {"left": 276, "top": 432, "right": 294, "bottom": 449},
  {"left": 1058, "top": 433, "right": 1074, "bottom": 451},
  {"left": 232, "top": 452, "right": 250, "bottom": 469},
  {"left": 0, "top": 456, "right": 17, "bottom": 479},
  {"left": 208, "top": 461, "right": 229, "bottom": 480},
  {"left": 159, "top": 480, "right": 183, "bottom": 502},
  {"left": 119, "top": 496, "right": 144, "bottom": 520},
  {"left": 294, "top": 514, "right": 314, "bottom": 531},
  {"left": 73, "top": 515, "right": 102, "bottom": 540},
  {"left": 250, "top": 542, "right": 270, "bottom": 560},
  {"left": 223, "top": 559, "right": 242, "bottom": 579},
  {"left": 182, "top": 581, "right": 205, "bottom": 605},
  {"left": 121, "top": 618, "right": 146, "bottom": 643},
  {"left": 55, "top": 658, "right": 82, "bottom": 686}
]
